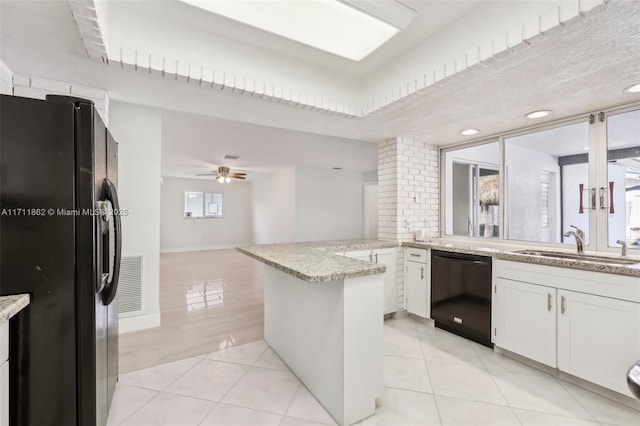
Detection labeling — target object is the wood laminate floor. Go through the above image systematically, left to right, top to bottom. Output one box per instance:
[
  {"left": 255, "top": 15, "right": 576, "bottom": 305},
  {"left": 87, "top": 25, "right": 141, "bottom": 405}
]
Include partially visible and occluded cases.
[{"left": 119, "top": 249, "right": 265, "bottom": 373}]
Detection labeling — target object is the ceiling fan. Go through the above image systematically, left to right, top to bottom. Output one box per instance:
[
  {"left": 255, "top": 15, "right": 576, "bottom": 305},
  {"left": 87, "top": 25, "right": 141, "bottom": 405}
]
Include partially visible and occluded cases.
[{"left": 197, "top": 166, "right": 247, "bottom": 183}]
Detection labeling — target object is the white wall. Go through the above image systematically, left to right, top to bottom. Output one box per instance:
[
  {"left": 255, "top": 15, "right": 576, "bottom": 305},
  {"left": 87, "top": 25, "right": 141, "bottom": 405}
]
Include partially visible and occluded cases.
[
  {"left": 0, "top": 60, "right": 13, "bottom": 95},
  {"left": 109, "top": 101, "right": 162, "bottom": 333},
  {"left": 252, "top": 167, "right": 367, "bottom": 244},
  {"left": 295, "top": 167, "right": 364, "bottom": 242},
  {"left": 251, "top": 168, "right": 296, "bottom": 244},
  {"left": 160, "top": 177, "right": 253, "bottom": 251}
]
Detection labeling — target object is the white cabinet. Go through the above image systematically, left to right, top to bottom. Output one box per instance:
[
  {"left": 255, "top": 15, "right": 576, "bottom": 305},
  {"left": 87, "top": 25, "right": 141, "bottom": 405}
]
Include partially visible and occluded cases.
[
  {"left": 343, "top": 248, "right": 397, "bottom": 314},
  {"left": 375, "top": 248, "right": 397, "bottom": 315},
  {"left": 404, "top": 248, "right": 429, "bottom": 318},
  {"left": 493, "top": 259, "right": 640, "bottom": 397},
  {"left": 493, "top": 278, "right": 556, "bottom": 367},
  {"left": 557, "top": 290, "right": 640, "bottom": 396},
  {"left": 0, "top": 322, "right": 8, "bottom": 426}
]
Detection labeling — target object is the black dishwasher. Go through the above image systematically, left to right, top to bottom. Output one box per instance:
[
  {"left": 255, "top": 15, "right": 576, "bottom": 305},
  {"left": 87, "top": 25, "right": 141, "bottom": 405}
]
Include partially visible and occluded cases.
[{"left": 431, "top": 250, "right": 493, "bottom": 347}]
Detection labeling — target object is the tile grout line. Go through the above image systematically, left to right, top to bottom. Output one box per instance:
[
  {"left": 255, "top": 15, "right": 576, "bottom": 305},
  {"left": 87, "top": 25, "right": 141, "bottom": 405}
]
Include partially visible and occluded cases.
[
  {"left": 415, "top": 319, "right": 444, "bottom": 426},
  {"left": 195, "top": 342, "right": 272, "bottom": 425},
  {"left": 213, "top": 343, "right": 270, "bottom": 406},
  {"left": 479, "top": 349, "right": 524, "bottom": 424},
  {"left": 117, "top": 356, "right": 204, "bottom": 394},
  {"left": 113, "top": 357, "right": 210, "bottom": 425},
  {"left": 482, "top": 357, "right": 599, "bottom": 424},
  {"left": 554, "top": 378, "right": 611, "bottom": 424},
  {"left": 280, "top": 383, "right": 303, "bottom": 424},
  {"left": 111, "top": 386, "right": 163, "bottom": 426}
]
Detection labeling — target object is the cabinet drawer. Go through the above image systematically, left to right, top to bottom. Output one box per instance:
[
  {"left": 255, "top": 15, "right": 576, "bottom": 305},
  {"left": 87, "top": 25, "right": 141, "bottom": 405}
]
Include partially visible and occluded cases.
[
  {"left": 405, "top": 248, "right": 427, "bottom": 263},
  {"left": 494, "top": 260, "right": 640, "bottom": 302},
  {"left": 0, "top": 322, "right": 7, "bottom": 363}
]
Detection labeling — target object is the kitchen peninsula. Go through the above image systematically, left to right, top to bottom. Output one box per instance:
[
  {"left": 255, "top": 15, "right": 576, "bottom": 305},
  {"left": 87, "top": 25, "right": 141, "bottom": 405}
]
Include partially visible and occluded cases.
[{"left": 237, "top": 240, "right": 395, "bottom": 426}]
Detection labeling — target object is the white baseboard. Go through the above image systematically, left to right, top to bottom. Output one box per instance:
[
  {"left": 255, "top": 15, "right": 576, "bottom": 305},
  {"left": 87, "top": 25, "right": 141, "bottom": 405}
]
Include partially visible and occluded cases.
[
  {"left": 160, "top": 243, "right": 251, "bottom": 253},
  {"left": 119, "top": 312, "right": 161, "bottom": 334}
]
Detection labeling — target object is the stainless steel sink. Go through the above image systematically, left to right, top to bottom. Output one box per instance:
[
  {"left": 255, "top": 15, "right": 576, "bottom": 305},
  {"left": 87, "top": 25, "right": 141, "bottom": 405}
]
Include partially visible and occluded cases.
[{"left": 513, "top": 249, "right": 640, "bottom": 265}]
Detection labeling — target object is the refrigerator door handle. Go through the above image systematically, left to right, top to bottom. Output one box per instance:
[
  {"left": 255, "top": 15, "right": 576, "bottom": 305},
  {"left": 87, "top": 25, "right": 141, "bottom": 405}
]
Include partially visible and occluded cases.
[
  {"left": 100, "top": 178, "right": 122, "bottom": 306},
  {"left": 95, "top": 200, "right": 109, "bottom": 293}
]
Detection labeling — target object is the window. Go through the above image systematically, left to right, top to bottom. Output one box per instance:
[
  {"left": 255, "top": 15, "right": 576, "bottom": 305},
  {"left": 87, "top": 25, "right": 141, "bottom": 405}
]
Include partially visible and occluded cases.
[
  {"left": 441, "top": 104, "right": 640, "bottom": 253},
  {"left": 606, "top": 109, "right": 640, "bottom": 250},
  {"left": 504, "top": 121, "right": 589, "bottom": 246},
  {"left": 443, "top": 141, "right": 499, "bottom": 238},
  {"left": 184, "top": 191, "right": 223, "bottom": 218}
]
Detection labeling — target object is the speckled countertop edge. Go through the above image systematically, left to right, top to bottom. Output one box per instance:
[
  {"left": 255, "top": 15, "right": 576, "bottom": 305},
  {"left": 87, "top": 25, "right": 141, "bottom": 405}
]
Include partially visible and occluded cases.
[
  {"left": 237, "top": 238, "right": 640, "bottom": 281},
  {"left": 236, "top": 239, "right": 395, "bottom": 283},
  {"left": 404, "top": 241, "right": 640, "bottom": 278},
  {"left": 0, "top": 294, "right": 30, "bottom": 324}
]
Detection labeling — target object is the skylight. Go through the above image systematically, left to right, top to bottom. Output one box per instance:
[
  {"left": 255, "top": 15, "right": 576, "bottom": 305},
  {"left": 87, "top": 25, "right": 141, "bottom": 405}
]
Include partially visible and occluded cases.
[{"left": 179, "top": 0, "right": 402, "bottom": 61}]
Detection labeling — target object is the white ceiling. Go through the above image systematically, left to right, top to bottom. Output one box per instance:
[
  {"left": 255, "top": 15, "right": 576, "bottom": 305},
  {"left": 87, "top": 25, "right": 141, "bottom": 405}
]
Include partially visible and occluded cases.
[
  {"left": 1, "top": 0, "right": 640, "bottom": 180},
  {"left": 105, "top": 0, "right": 487, "bottom": 78},
  {"left": 160, "top": 108, "right": 378, "bottom": 181}
]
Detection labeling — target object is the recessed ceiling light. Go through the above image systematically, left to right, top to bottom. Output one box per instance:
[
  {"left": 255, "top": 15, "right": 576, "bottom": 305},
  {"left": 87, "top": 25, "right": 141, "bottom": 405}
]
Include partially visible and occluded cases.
[
  {"left": 179, "top": 0, "right": 410, "bottom": 61},
  {"left": 624, "top": 83, "right": 640, "bottom": 93},
  {"left": 525, "top": 110, "right": 552, "bottom": 119},
  {"left": 461, "top": 129, "right": 479, "bottom": 136},
  {"left": 583, "top": 147, "right": 589, "bottom": 150}
]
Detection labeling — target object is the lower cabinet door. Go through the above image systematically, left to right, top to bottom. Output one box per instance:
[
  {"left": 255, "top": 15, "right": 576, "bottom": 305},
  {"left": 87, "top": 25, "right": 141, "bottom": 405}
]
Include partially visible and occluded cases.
[
  {"left": 376, "top": 250, "right": 397, "bottom": 314},
  {"left": 405, "top": 261, "right": 428, "bottom": 318},
  {"left": 494, "top": 278, "right": 557, "bottom": 367},
  {"left": 557, "top": 289, "right": 640, "bottom": 397}
]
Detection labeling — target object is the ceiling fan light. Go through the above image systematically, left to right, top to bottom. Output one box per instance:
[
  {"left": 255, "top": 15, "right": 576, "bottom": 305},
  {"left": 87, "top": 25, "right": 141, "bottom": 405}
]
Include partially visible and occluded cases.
[
  {"left": 217, "top": 176, "right": 225, "bottom": 183},
  {"left": 225, "top": 177, "right": 231, "bottom": 183}
]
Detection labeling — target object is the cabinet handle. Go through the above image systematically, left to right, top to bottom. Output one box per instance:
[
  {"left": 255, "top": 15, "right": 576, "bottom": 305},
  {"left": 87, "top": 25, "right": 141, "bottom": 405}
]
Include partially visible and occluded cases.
[
  {"left": 609, "top": 181, "right": 615, "bottom": 214},
  {"left": 578, "top": 183, "right": 584, "bottom": 214},
  {"left": 369, "top": 253, "right": 372, "bottom": 262},
  {"left": 375, "top": 253, "right": 378, "bottom": 263},
  {"left": 410, "top": 253, "right": 421, "bottom": 257},
  {"left": 421, "top": 267, "right": 424, "bottom": 280},
  {"left": 547, "top": 293, "right": 552, "bottom": 311},
  {"left": 561, "top": 295, "right": 566, "bottom": 314}
]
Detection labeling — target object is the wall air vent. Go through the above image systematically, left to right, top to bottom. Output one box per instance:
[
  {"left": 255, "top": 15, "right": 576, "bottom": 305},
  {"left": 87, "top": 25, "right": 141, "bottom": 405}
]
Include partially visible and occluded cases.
[
  {"left": 223, "top": 155, "right": 239, "bottom": 160},
  {"left": 118, "top": 256, "right": 143, "bottom": 314}
]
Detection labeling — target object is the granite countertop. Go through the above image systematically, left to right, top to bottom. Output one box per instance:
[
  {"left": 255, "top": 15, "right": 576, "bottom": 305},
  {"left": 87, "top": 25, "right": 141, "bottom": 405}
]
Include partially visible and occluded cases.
[
  {"left": 238, "top": 238, "right": 640, "bottom": 280},
  {"left": 237, "top": 239, "right": 395, "bottom": 283},
  {"left": 404, "top": 241, "right": 640, "bottom": 278},
  {"left": 0, "top": 294, "right": 30, "bottom": 324}
]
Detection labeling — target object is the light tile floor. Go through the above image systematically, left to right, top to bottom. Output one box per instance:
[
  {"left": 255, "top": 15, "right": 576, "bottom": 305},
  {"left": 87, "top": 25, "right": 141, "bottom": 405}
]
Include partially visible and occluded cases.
[
  {"left": 119, "top": 249, "right": 265, "bottom": 373},
  {"left": 108, "top": 317, "right": 640, "bottom": 426}
]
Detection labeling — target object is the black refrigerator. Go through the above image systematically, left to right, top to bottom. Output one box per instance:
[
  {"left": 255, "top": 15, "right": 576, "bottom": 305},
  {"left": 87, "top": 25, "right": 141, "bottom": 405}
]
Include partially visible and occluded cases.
[{"left": 0, "top": 94, "right": 122, "bottom": 426}]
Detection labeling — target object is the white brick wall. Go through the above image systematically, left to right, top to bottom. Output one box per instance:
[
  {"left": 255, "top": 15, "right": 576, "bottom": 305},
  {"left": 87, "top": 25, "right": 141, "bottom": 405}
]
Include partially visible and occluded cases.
[
  {"left": 11, "top": 74, "right": 109, "bottom": 126},
  {"left": 377, "top": 136, "right": 439, "bottom": 311}
]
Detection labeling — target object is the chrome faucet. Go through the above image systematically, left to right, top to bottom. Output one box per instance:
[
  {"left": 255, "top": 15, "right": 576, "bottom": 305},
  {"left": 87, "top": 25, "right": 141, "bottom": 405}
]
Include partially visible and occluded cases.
[
  {"left": 564, "top": 225, "right": 585, "bottom": 254},
  {"left": 617, "top": 240, "right": 628, "bottom": 257}
]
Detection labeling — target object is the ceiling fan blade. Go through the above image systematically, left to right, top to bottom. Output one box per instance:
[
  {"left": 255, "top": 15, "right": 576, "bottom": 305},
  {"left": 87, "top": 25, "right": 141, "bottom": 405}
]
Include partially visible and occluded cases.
[
  {"left": 196, "top": 173, "right": 217, "bottom": 176},
  {"left": 229, "top": 173, "right": 247, "bottom": 177},
  {"left": 233, "top": 176, "right": 246, "bottom": 180}
]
